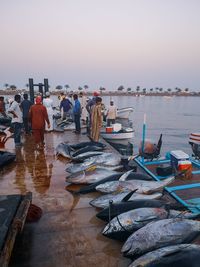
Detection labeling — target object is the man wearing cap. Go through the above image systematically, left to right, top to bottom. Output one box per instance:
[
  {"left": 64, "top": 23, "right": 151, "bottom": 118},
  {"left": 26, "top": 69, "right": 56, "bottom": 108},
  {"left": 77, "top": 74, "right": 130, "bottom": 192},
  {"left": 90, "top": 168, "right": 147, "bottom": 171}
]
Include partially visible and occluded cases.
[{"left": 29, "top": 96, "right": 50, "bottom": 150}]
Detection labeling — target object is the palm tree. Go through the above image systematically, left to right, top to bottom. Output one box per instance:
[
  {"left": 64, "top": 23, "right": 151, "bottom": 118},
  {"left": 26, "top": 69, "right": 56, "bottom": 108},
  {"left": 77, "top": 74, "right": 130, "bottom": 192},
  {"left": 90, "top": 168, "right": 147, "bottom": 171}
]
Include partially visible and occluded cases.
[
  {"left": 4, "top": 83, "right": 9, "bottom": 90},
  {"left": 25, "top": 83, "right": 29, "bottom": 90},
  {"left": 64, "top": 84, "right": 70, "bottom": 90},
  {"left": 10, "top": 85, "right": 17, "bottom": 90},
  {"left": 56, "top": 85, "right": 63, "bottom": 90},
  {"left": 83, "top": 85, "right": 89, "bottom": 90},
  {"left": 117, "top": 85, "right": 124, "bottom": 91},
  {"left": 78, "top": 86, "right": 83, "bottom": 91},
  {"left": 136, "top": 86, "right": 140, "bottom": 93},
  {"left": 127, "top": 87, "right": 132, "bottom": 92},
  {"left": 142, "top": 88, "right": 147, "bottom": 94},
  {"left": 150, "top": 88, "right": 153, "bottom": 93},
  {"left": 185, "top": 88, "right": 189, "bottom": 92}
]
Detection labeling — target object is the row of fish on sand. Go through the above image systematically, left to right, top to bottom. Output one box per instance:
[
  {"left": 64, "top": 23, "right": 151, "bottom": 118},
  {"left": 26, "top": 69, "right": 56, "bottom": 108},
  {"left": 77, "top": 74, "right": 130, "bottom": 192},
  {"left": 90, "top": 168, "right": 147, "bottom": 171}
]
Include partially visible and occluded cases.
[{"left": 56, "top": 140, "right": 200, "bottom": 267}]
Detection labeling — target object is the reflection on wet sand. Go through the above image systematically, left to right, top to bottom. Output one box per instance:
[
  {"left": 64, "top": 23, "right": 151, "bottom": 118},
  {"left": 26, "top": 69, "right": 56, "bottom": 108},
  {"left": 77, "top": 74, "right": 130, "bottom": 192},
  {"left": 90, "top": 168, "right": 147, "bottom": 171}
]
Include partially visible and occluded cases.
[{"left": 0, "top": 132, "right": 131, "bottom": 267}]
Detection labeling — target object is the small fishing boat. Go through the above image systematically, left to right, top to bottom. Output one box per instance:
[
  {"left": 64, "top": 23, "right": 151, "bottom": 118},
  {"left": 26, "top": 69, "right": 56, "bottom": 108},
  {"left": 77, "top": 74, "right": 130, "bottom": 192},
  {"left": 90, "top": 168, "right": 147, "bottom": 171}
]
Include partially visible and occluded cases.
[
  {"left": 116, "top": 107, "right": 133, "bottom": 119},
  {"left": 101, "top": 126, "right": 134, "bottom": 140}
]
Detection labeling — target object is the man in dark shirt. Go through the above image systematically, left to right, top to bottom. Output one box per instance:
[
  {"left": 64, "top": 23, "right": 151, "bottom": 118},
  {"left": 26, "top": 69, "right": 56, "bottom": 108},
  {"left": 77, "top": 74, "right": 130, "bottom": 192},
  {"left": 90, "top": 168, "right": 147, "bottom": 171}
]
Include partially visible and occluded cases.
[
  {"left": 21, "top": 93, "right": 33, "bottom": 134},
  {"left": 60, "top": 94, "right": 72, "bottom": 120}
]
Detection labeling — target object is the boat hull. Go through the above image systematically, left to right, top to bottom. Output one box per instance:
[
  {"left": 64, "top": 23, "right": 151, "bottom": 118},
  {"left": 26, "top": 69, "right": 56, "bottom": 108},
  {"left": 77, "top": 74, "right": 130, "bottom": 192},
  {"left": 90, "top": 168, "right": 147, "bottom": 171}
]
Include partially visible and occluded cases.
[
  {"left": 116, "top": 107, "right": 133, "bottom": 119},
  {"left": 101, "top": 131, "right": 134, "bottom": 140}
]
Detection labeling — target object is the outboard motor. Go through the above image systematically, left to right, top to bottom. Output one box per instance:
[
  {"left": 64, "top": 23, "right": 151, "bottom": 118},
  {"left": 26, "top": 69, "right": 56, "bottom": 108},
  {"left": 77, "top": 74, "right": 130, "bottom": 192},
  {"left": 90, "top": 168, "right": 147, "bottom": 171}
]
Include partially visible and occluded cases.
[
  {"left": 189, "top": 132, "right": 200, "bottom": 159},
  {"left": 139, "top": 134, "right": 162, "bottom": 161}
]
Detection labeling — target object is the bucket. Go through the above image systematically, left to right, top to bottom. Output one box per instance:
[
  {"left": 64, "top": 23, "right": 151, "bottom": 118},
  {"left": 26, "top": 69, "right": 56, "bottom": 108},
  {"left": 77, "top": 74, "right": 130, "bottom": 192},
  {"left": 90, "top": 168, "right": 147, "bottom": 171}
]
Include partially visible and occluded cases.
[
  {"left": 106, "top": 127, "right": 113, "bottom": 133},
  {"left": 178, "top": 160, "right": 192, "bottom": 171}
]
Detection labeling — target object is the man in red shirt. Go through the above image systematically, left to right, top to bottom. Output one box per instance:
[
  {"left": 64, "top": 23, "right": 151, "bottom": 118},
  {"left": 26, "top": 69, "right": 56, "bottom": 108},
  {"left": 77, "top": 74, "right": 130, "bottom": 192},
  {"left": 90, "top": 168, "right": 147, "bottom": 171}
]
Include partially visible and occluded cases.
[{"left": 29, "top": 96, "right": 50, "bottom": 150}]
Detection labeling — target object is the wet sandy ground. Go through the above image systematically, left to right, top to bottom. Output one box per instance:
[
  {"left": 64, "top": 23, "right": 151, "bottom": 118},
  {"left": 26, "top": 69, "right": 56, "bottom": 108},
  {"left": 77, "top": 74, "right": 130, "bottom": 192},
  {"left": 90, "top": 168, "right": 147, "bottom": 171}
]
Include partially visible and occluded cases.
[{"left": 0, "top": 131, "right": 131, "bottom": 267}]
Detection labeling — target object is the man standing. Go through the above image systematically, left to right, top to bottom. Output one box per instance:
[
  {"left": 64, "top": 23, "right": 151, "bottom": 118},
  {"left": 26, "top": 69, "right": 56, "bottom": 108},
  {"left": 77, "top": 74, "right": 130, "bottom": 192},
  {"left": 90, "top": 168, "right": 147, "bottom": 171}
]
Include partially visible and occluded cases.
[
  {"left": 86, "top": 91, "right": 99, "bottom": 134},
  {"left": 43, "top": 92, "right": 54, "bottom": 131},
  {"left": 21, "top": 93, "right": 32, "bottom": 134},
  {"left": 7, "top": 94, "right": 23, "bottom": 147},
  {"left": 60, "top": 94, "right": 72, "bottom": 120},
  {"left": 73, "top": 94, "right": 81, "bottom": 134},
  {"left": 29, "top": 96, "right": 50, "bottom": 150},
  {"left": 90, "top": 97, "right": 102, "bottom": 142},
  {"left": 106, "top": 100, "right": 117, "bottom": 126}
]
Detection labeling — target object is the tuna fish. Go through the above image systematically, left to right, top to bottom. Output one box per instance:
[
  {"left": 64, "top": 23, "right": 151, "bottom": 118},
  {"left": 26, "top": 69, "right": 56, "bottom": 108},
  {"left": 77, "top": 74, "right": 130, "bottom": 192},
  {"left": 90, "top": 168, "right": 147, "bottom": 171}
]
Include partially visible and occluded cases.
[
  {"left": 70, "top": 141, "right": 106, "bottom": 150},
  {"left": 55, "top": 143, "right": 72, "bottom": 159},
  {"left": 72, "top": 145, "right": 105, "bottom": 157},
  {"left": 72, "top": 151, "right": 104, "bottom": 162},
  {"left": 87, "top": 152, "right": 122, "bottom": 166},
  {"left": 66, "top": 158, "right": 96, "bottom": 173},
  {"left": 66, "top": 167, "right": 118, "bottom": 184},
  {"left": 69, "top": 171, "right": 151, "bottom": 194},
  {"left": 96, "top": 176, "right": 175, "bottom": 194},
  {"left": 90, "top": 191, "right": 162, "bottom": 209},
  {"left": 96, "top": 199, "right": 185, "bottom": 222},
  {"left": 102, "top": 207, "right": 200, "bottom": 241},
  {"left": 122, "top": 218, "right": 200, "bottom": 258},
  {"left": 129, "top": 244, "right": 200, "bottom": 267}
]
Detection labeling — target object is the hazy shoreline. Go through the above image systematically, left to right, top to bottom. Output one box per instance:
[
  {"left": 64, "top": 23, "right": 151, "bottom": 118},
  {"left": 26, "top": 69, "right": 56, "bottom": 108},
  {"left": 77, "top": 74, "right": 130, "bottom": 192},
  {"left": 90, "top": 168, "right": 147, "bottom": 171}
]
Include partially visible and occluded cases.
[{"left": 0, "top": 89, "right": 200, "bottom": 97}]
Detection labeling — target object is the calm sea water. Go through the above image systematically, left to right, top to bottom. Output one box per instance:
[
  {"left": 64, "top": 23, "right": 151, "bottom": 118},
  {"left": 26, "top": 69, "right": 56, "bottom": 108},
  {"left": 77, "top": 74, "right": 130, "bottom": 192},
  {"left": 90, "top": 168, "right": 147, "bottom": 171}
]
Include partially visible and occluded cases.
[
  {"left": 4, "top": 94, "right": 200, "bottom": 156},
  {"left": 51, "top": 94, "right": 199, "bottom": 155},
  {"left": 104, "top": 95, "right": 200, "bottom": 156}
]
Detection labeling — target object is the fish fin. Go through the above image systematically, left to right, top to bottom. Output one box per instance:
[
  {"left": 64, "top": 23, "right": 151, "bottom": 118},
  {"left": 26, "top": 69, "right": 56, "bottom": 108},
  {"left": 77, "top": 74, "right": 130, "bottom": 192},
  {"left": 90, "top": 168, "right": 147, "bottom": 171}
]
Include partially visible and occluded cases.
[
  {"left": 85, "top": 165, "right": 97, "bottom": 172},
  {"left": 119, "top": 170, "right": 133, "bottom": 181},
  {"left": 122, "top": 189, "right": 137, "bottom": 202},
  {"left": 135, "top": 215, "right": 158, "bottom": 222},
  {"left": 161, "top": 246, "right": 192, "bottom": 258}
]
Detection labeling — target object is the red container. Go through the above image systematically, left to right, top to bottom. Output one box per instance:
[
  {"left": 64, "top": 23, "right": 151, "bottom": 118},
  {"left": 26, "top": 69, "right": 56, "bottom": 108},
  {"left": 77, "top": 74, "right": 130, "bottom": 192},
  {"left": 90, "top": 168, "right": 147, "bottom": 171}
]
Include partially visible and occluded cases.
[
  {"left": 106, "top": 127, "right": 113, "bottom": 133},
  {"left": 178, "top": 160, "right": 192, "bottom": 171}
]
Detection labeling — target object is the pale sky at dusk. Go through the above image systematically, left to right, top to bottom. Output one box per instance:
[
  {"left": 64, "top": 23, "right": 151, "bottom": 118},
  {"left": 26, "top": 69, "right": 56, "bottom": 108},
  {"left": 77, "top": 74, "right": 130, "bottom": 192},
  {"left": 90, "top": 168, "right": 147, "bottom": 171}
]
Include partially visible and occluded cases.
[{"left": 0, "top": 0, "right": 200, "bottom": 90}]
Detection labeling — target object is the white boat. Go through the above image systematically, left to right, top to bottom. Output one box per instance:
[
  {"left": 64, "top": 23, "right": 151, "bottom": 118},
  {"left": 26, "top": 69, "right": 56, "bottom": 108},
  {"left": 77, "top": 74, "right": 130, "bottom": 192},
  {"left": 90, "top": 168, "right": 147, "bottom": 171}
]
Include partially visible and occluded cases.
[
  {"left": 116, "top": 107, "right": 133, "bottom": 119},
  {"left": 101, "top": 127, "right": 134, "bottom": 140}
]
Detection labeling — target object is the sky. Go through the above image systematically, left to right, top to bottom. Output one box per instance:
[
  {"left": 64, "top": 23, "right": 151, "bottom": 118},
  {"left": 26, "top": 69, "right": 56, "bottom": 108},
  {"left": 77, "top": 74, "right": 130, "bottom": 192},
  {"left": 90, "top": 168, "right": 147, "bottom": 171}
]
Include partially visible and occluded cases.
[{"left": 0, "top": 0, "right": 200, "bottom": 91}]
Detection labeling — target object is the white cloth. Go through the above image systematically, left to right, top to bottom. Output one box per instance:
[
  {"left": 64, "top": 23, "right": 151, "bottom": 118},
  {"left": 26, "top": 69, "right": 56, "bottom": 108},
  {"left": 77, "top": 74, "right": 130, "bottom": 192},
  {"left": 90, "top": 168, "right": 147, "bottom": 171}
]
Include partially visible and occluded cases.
[
  {"left": 80, "top": 95, "right": 87, "bottom": 121},
  {"left": 43, "top": 98, "right": 54, "bottom": 131},
  {"left": 7, "top": 100, "right": 23, "bottom": 123},
  {"left": 107, "top": 105, "right": 117, "bottom": 120}
]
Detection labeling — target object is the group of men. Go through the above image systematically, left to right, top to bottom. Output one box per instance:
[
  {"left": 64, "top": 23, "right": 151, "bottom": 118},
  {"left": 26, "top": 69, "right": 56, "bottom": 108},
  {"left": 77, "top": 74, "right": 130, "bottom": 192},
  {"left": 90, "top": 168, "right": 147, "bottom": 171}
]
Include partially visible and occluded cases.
[{"left": 0, "top": 91, "right": 117, "bottom": 148}]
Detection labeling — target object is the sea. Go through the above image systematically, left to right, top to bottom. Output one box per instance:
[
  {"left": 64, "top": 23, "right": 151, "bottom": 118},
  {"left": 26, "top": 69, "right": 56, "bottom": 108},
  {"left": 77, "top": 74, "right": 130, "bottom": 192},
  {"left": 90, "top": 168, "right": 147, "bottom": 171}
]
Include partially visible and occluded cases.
[
  {"left": 3, "top": 94, "right": 200, "bottom": 156},
  {"left": 87, "top": 95, "right": 200, "bottom": 156}
]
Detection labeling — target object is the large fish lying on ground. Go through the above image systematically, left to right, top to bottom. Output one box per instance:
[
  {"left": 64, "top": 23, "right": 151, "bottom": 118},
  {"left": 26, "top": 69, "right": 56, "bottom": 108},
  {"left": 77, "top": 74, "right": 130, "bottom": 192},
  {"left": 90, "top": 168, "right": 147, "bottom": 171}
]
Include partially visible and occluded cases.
[
  {"left": 70, "top": 141, "right": 106, "bottom": 150},
  {"left": 55, "top": 143, "right": 72, "bottom": 159},
  {"left": 72, "top": 145, "right": 105, "bottom": 157},
  {"left": 72, "top": 151, "right": 104, "bottom": 162},
  {"left": 67, "top": 152, "right": 122, "bottom": 168},
  {"left": 86, "top": 152, "right": 122, "bottom": 166},
  {"left": 66, "top": 158, "right": 96, "bottom": 173},
  {"left": 66, "top": 167, "right": 119, "bottom": 184},
  {"left": 69, "top": 171, "right": 152, "bottom": 194},
  {"left": 96, "top": 176, "right": 175, "bottom": 194},
  {"left": 90, "top": 191, "right": 162, "bottom": 209},
  {"left": 96, "top": 199, "right": 185, "bottom": 222},
  {"left": 102, "top": 207, "right": 200, "bottom": 241},
  {"left": 122, "top": 218, "right": 200, "bottom": 258},
  {"left": 129, "top": 244, "right": 200, "bottom": 267}
]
